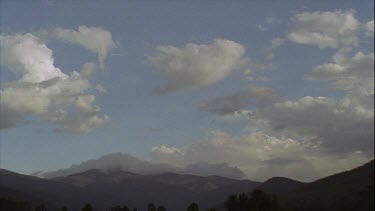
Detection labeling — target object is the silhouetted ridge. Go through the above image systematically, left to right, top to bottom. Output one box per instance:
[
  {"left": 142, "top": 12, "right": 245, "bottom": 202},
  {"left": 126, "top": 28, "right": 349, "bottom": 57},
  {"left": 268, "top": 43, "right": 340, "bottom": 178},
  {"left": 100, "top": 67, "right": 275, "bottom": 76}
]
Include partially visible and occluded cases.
[
  {"left": 285, "top": 159, "right": 374, "bottom": 211},
  {"left": 257, "top": 177, "right": 306, "bottom": 195}
]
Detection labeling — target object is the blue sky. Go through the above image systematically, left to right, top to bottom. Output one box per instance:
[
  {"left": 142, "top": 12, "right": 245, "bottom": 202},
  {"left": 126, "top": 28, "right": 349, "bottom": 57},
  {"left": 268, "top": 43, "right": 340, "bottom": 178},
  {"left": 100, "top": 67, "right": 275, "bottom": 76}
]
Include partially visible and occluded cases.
[{"left": 0, "top": 0, "right": 373, "bottom": 181}]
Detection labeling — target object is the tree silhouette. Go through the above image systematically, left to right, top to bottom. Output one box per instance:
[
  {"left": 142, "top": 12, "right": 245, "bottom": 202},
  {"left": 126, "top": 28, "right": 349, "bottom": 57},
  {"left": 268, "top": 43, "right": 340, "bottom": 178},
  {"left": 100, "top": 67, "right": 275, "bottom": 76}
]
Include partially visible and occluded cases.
[
  {"left": 224, "top": 189, "right": 282, "bottom": 211},
  {"left": 225, "top": 194, "right": 238, "bottom": 211},
  {"left": 0, "top": 198, "right": 31, "bottom": 211},
  {"left": 186, "top": 202, "right": 199, "bottom": 211},
  {"left": 35, "top": 203, "right": 47, "bottom": 211},
  {"left": 81, "top": 203, "right": 93, "bottom": 211},
  {"left": 147, "top": 203, "right": 156, "bottom": 211},
  {"left": 111, "top": 205, "right": 131, "bottom": 211},
  {"left": 156, "top": 205, "right": 167, "bottom": 211},
  {"left": 61, "top": 206, "right": 68, "bottom": 211},
  {"left": 111, "top": 206, "right": 122, "bottom": 211}
]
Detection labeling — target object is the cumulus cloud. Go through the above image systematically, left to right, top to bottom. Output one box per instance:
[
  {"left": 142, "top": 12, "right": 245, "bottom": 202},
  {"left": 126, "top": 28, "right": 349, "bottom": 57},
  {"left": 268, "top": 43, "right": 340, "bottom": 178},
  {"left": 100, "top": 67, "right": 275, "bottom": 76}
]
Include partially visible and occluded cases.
[
  {"left": 287, "top": 10, "right": 360, "bottom": 48},
  {"left": 365, "top": 20, "right": 374, "bottom": 36},
  {"left": 52, "top": 26, "right": 116, "bottom": 68},
  {"left": 0, "top": 33, "right": 109, "bottom": 133},
  {"left": 0, "top": 33, "right": 68, "bottom": 82},
  {"left": 148, "top": 39, "right": 246, "bottom": 93},
  {"left": 184, "top": 46, "right": 373, "bottom": 181},
  {"left": 308, "top": 50, "right": 374, "bottom": 115},
  {"left": 308, "top": 50, "right": 374, "bottom": 84},
  {"left": 80, "top": 62, "right": 97, "bottom": 78},
  {"left": 199, "top": 87, "right": 278, "bottom": 116},
  {"left": 54, "top": 94, "right": 109, "bottom": 134},
  {"left": 254, "top": 96, "right": 373, "bottom": 154},
  {"left": 152, "top": 130, "right": 371, "bottom": 182},
  {"left": 42, "top": 152, "right": 246, "bottom": 179}
]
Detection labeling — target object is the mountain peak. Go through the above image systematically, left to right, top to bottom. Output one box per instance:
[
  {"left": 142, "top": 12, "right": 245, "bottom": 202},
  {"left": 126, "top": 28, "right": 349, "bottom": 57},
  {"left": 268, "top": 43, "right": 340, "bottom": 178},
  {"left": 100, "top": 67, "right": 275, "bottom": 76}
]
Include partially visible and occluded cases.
[
  {"left": 42, "top": 153, "right": 246, "bottom": 179},
  {"left": 257, "top": 176, "right": 305, "bottom": 195}
]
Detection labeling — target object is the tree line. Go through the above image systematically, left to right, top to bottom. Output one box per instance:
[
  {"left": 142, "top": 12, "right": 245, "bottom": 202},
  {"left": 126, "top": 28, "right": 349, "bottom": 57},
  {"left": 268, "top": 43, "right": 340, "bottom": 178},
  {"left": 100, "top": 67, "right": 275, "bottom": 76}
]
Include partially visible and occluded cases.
[
  {"left": 6, "top": 186, "right": 372, "bottom": 211},
  {"left": 1, "top": 189, "right": 281, "bottom": 211}
]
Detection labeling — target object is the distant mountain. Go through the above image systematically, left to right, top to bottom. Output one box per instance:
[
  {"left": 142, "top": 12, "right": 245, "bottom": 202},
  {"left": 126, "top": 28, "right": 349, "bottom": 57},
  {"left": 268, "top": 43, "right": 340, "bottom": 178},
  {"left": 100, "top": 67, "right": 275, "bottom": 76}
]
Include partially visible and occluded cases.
[
  {"left": 42, "top": 153, "right": 245, "bottom": 179},
  {"left": 1, "top": 160, "right": 373, "bottom": 211},
  {"left": 284, "top": 160, "right": 374, "bottom": 211},
  {"left": 0, "top": 168, "right": 260, "bottom": 210},
  {"left": 0, "top": 169, "right": 121, "bottom": 210},
  {"left": 54, "top": 169, "right": 260, "bottom": 210},
  {"left": 256, "top": 177, "right": 306, "bottom": 195}
]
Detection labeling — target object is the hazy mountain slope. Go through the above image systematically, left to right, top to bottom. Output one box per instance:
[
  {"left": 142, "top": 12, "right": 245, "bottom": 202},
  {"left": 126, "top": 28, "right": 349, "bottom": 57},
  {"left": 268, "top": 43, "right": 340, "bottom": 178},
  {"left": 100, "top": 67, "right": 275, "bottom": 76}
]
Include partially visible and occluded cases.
[
  {"left": 285, "top": 160, "right": 374, "bottom": 211},
  {"left": 0, "top": 169, "right": 122, "bottom": 210},
  {"left": 54, "top": 169, "right": 261, "bottom": 210},
  {"left": 55, "top": 169, "right": 193, "bottom": 210},
  {"left": 256, "top": 177, "right": 306, "bottom": 195}
]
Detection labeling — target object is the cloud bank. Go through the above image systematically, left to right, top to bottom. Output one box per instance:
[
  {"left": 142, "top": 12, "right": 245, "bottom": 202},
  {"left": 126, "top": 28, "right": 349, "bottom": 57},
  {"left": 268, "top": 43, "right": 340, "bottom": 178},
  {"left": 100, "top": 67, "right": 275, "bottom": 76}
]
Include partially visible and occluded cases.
[
  {"left": 152, "top": 9, "right": 374, "bottom": 181},
  {"left": 0, "top": 32, "right": 110, "bottom": 133},
  {"left": 148, "top": 39, "right": 246, "bottom": 93},
  {"left": 154, "top": 48, "right": 374, "bottom": 181},
  {"left": 151, "top": 130, "right": 371, "bottom": 182}
]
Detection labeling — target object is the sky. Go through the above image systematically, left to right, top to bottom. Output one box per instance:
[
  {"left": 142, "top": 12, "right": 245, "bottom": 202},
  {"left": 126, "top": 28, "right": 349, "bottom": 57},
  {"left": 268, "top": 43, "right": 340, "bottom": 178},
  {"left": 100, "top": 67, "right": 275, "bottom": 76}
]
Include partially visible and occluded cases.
[{"left": 0, "top": 0, "right": 374, "bottom": 182}]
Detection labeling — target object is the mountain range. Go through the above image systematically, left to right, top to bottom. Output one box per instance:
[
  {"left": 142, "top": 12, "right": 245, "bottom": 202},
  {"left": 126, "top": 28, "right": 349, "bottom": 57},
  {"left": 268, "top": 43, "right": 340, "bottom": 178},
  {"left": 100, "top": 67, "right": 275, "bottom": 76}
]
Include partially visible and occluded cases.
[{"left": 0, "top": 160, "right": 373, "bottom": 211}]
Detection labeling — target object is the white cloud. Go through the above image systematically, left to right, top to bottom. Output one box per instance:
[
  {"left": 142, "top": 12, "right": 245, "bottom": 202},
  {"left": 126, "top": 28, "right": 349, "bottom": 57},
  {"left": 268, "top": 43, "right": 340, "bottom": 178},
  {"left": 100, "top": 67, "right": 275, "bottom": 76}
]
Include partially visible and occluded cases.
[
  {"left": 287, "top": 10, "right": 360, "bottom": 48},
  {"left": 257, "top": 17, "right": 279, "bottom": 32},
  {"left": 265, "top": 17, "right": 276, "bottom": 24},
  {"left": 365, "top": 20, "right": 374, "bottom": 36},
  {"left": 257, "top": 24, "right": 268, "bottom": 31},
  {"left": 53, "top": 26, "right": 116, "bottom": 68},
  {"left": 0, "top": 33, "right": 109, "bottom": 133},
  {"left": 0, "top": 33, "right": 68, "bottom": 82},
  {"left": 271, "top": 37, "right": 285, "bottom": 48},
  {"left": 148, "top": 39, "right": 246, "bottom": 93},
  {"left": 190, "top": 47, "right": 373, "bottom": 180},
  {"left": 308, "top": 50, "right": 374, "bottom": 115},
  {"left": 309, "top": 50, "right": 374, "bottom": 83},
  {"left": 308, "top": 52, "right": 374, "bottom": 93},
  {"left": 80, "top": 62, "right": 96, "bottom": 78},
  {"left": 95, "top": 84, "right": 107, "bottom": 94},
  {"left": 75, "top": 95, "right": 98, "bottom": 114},
  {"left": 254, "top": 96, "right": 373, "bottom": 154},
  {"left": 54, "top": 112, "right": 109, "bottom": 134},
  {"left": 152, "top": 130, "right": 371, "bottom": 181},
  {"left": 152, "top": 145, "right": 184, "bottom": 158},
  {"left": 43, "top": 153, "right": 179, "bottom": 178},
  {"left": 184, "top": 162, "right": 245, "bottom": 179}
]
